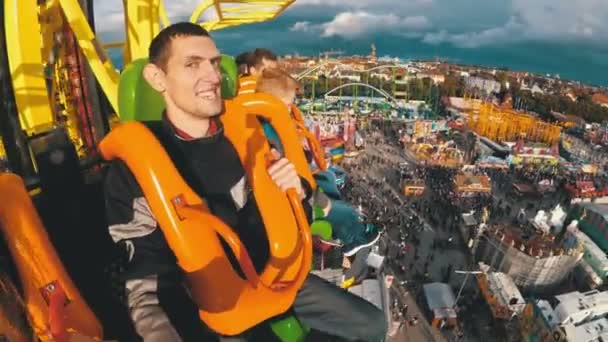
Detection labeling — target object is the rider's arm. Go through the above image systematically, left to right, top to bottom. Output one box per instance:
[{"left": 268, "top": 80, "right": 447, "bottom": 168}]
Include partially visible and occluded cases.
[
  {"left": 267, "top": 155, "right": 314, "bottom": 223},
  {"left": 104, "top": 160, "right": 204, "bottom": 341},
  {"left": 300, "top": 176, "right": 314, "bottom": 223}
]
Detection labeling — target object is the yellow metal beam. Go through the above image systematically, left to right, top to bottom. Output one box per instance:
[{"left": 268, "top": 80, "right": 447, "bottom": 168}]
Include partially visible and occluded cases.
[
  {"left": 4, "top": 0, "right": 55, "bottom": 135},
  {"left": 59, "top": 0, "right": 120, "bottom": 113},
  {"left": 122, "top": 0, "right": 132, "bottom": 64},
  {"left": 126, "top": 0, "right": 160, "bottom": 61},
  {"left": 152, "top": 0, "right": 161, "bottom": 36},
  {"left": 190, "top": 0, "right": 214, "bottom": 23},
  {"left": 192, "top": 0, "right": 294, "bottom": 29},
  {"left": 222, "top": 0, "right": 288, "bottom": 4},
  {"left": 274, "top": 0, "right": 295, "bottom": 18},
  {"left": 215, "top": 1, "right": 224, "bottom": 20},
  {"left": 204, "top": 19, "right": 269, "bottom": 31},
  {"left": 103, "top": 41, "right": 126, "bottom": 49}
]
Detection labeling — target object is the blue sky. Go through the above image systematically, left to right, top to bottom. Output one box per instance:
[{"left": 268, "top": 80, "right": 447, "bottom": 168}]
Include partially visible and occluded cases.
[{"left": 94, "top": 0, "right": 608, "bottom": 86}]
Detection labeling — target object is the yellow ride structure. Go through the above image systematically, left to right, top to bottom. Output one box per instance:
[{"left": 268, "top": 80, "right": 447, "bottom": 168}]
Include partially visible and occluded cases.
[
  {"left": 0, "top": 1, "right": 328, "bottom": 340},
  {"left": 466, "top": 103, "right": 561, "bottom": 145}
]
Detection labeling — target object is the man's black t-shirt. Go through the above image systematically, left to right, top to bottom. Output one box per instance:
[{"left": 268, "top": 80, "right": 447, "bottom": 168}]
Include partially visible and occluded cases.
[{"left": 146, "top": 117, "right": 271, "bottom": 274}]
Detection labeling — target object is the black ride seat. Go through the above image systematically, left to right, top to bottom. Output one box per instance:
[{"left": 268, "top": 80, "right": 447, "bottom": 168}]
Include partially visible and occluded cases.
[{"left": 29, "top": 128, "right": 139, "bottom": 341}]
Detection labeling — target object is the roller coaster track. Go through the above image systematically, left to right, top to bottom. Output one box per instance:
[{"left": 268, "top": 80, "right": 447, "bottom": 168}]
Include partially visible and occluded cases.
[
  {"left": 296, "top": 61, "right": 410, "bottom": 81},
  {"left": 323, "top": 83, "right": 400, "bottom": 104}
]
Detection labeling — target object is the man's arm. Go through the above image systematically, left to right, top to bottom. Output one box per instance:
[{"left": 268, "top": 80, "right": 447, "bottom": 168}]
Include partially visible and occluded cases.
[
  {"left": 267, "top": 155, "right": 318, "bottom": 223},
  {"left": 104, "top": 160, "right": 206, "bottom": 341}
]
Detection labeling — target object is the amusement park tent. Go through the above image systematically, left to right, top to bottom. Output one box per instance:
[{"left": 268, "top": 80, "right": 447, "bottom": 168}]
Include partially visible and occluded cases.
[
  {"left": 477, "top": 156, "right": 509, "bottom": 169},
  {"left": 582, "top": 164, "right": 599, "bottom": 174},
  {"left": 454, "top": 174, "right": 492, "bottom": 196},
  {"left": 462, "top": 213, "right": 478, "bottom": 227},
  {"left": 423, "top": 282, "right": 458, "bottom": 326},
  {"left": 423, "top": 283, "right": 456, "bottom": 310}
]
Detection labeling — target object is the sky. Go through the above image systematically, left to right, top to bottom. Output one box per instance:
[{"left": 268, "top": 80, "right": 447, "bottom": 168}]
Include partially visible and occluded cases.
[{"left": 94, "top": 0, "right": 608, "bottom": 87}]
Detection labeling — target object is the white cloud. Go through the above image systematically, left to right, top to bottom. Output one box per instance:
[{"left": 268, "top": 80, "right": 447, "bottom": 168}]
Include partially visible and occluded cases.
[
  {"left": 92, "top": 0, "right": 608, "bottom": 49},
  {"left": 94, "top": 0, "right": 223, "bottom": 33},
  {"left": 294, "top": 0, "right": 433, "bottom": 8},
  {"left": 421, "top": 0, "right": 608, "bottom": 48},
  {"left": 511, "top": 0, "right": 608, "bottom": 42},
  {"left": 94, "top": 1, "right": 124, "bottom": 33},
  {"left": 321, "top": 11, "right": 430, "bottom": 39},
  {"left": 401, "top": 16, "right": 431, "bottom": 30},
  {"left": 423, "top": 16, "right": 523, "bottom": 48},
  {"left": 290, "top": 21, "right": 313, "bottom": 32}
]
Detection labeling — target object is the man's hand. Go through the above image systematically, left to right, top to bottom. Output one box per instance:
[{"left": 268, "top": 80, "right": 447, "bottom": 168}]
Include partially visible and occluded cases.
[{"left": 268, "top": 150, "right": 304, "bottom": 199}]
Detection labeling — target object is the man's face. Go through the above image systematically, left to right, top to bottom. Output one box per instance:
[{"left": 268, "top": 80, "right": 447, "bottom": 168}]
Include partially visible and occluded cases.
[{"left": 163, "top": 35, "right": 222, "bottom": 119}]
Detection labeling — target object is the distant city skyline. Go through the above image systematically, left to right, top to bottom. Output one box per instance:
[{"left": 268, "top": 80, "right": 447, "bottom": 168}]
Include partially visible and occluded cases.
[{"left": 96, "top": 0, "right": 608, "bottom": 87}]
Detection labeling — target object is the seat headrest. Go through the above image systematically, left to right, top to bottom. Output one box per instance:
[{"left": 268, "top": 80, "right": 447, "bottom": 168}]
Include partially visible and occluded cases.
[{"left": 117, "top": 55, "right": 239, "bottom": 122}]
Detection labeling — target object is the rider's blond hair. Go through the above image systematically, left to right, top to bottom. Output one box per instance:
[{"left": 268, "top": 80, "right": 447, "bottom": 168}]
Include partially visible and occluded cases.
[{"left": 255, "top": 68, "right": 299, "bottom": 102}]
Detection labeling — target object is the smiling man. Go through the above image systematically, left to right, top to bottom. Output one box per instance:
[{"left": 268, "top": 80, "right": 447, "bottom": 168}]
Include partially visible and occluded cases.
[{"left": 104, "top": 23, "right": 386, "bottom": 341}]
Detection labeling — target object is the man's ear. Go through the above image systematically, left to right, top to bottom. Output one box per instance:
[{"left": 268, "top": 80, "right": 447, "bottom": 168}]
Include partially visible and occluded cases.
[{"left": 143, "top": 63, "right": 166, "bottom": 93}]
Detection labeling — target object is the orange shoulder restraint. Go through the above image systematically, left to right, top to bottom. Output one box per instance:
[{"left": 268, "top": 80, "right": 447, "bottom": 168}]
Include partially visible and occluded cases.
[
  {"left": 99, "top": 93, "right": 313, "bottom": 336},
  {"left": 0, "top": 173, "right": 102, "bottom": 341}
]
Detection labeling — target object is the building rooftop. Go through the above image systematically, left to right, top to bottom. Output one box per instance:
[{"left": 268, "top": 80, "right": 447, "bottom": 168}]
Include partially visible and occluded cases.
[
  {"left": 592, "top": 93, "right": 608, "bottom": 106},
  {"left": 447, "top": 97, "right": 482, "bottom": 111},
  {"left": 454, "top": 173, "right": 492, "bottom": 193},
  {"left": 579, "top": 202, "right": 608, "bottom": 222},
  {"left": 462, "top": 213, "right": 478, "bottom": 226},
  {"left": 484, "top": 223, "right": 572, "bottom": 258},
  {"left": 572, "top": 228, "right": 608, "bottom": 273},
  {"left": 579, "top": 259, "right": 604, "bottom": 286},
  {"left": 312, "top": 269, "right": 390, "bottom": 316},
  {"left": 486, "top": 272, "right": 525, "bottom": 315},
  {"left": 423, "top": 282, "right": 458, "bottom": 320},
  {"left": 423, "top": 283, "right": 456, "bottom": 310},
  {"left": 533, "top": 290, "right": 608, "bottom": 342},
  {"left": 554, "top": 290, "right": 608, "bottom": 326},
  {"left": 536, "top": 299, "right": 559, "bottom": 327},
  {"left": 563, "top": 317, "right": 608, "bottom": 342}
]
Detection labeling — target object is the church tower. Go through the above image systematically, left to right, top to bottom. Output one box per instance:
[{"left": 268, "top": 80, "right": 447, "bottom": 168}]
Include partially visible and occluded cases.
[{"left": 370, "top": 43, "right": 377, "bottom": 62}]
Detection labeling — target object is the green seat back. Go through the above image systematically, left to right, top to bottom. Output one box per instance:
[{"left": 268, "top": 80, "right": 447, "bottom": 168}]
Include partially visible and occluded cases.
[
  {"left": 219, "top": 54, "right": 238, "bottom": 99},
  {"left": 117, "top": 55, "right": 239, "bottom": 122},
  {"left": 310, "top": 220, "right": 332, "bottom": 241}
]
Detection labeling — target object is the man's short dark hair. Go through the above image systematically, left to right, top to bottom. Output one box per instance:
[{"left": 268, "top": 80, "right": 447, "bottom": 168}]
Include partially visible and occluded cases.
[
  {"left": 149, "top": 22, "right": 211, "bottom": 70},
  {"left": 247, "top": 48, "right": 278, "bottom": 69},
  {"left": 236, "top": 51, "right": 253, "bottom": 67}
]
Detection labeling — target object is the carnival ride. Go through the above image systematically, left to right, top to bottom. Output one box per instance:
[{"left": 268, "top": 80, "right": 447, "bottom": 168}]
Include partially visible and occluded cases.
[
  {"left": 0, "top": 1, "right": 389, "bottom": 341},
  {"left": 295, "top": 60, "right": 442, "bottom": 117},
  {"left": 466, "top": 103, "right": 561, "bottom": 145},
  {"left": 408, "top": 142, "right": 464, "bottom": 168},
  {"left": 453, "top": 173, "right": 492, "bottom": 198},
  {"left": 403, "top": 180, "right": 425, "bottom": 197}
]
